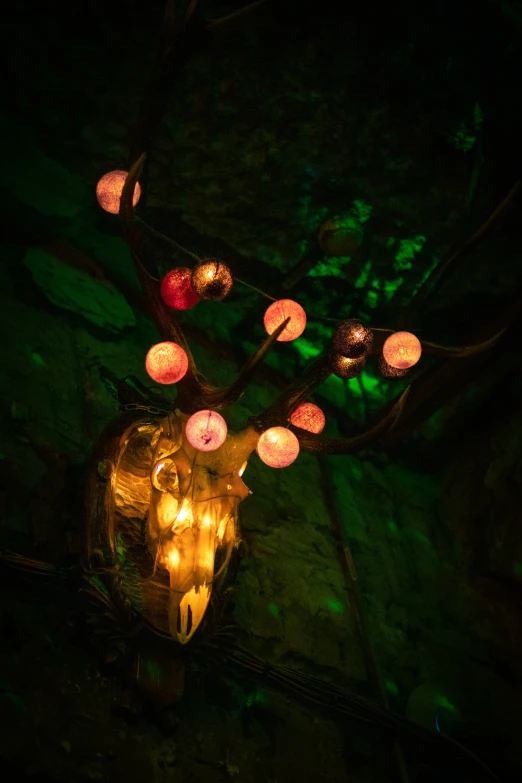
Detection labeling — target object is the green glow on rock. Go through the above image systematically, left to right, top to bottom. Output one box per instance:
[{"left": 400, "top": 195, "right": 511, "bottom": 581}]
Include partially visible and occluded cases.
[
  {"left": 449, "top": 102, "right": 483, "bottom": 152},
  {"left": 351, "top": 199, "right": 373, "bottom": 224},
  {"left": 394, "top": 235, "right": 426, "bottom": 271},
  {"left": 308, "top": 256, "right": 349, "bottom": 278},
  {"left": 354, "top": 260, "right": 372, "bottom": 289},
  {"left": 364, "top": 290, "right": 378, "bottom": 309},
  {"left": 31, "top": 352, "right": 46, "bottom": 368},
  {"left": 387, "top": 521, "right": 399, "bottom": 536},
  {"left": 413, "top": 531, "right": 431, "bottom": 546},
  {"left": 513, "top": 562, "right": 522, "bottom": 577},
  {"left": 327, "top": 599, "right": 344, "bottom": 614},
  {"left": 267, "top": 602, "right": 280, "bottom": 617},
  {"left": 385, "top": 680, "right": 399, "bottom": 696}
]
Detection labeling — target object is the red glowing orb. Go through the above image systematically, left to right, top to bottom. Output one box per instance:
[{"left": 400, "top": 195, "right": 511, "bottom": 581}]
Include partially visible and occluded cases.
[
  {"left": 96, "top": 170, "right": 141, "bottom": 215},
  {"left": 160, "top": 268, "right": 200, "bottom": 310},
  {"left": 263, "top": 299, "right": 307, "bottom": 342},
  {"left": 383, "top": 331, "right": 422, "bottom": 369},
  {"left": 145, "top": 342, "right": 188, "bottom": 385},
  {"left": 289, "top": 402, "right": 325, "bottom": 434},
  {"left": 185, "top": 410, "right": 228, "bottom": 452},
  {"left": 257, "top": 427, "right": 300, "bottom": 468}
]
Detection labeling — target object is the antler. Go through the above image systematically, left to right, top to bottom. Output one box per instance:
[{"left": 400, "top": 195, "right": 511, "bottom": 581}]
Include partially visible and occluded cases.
[
  {"left": 120, "top": 153, "right": 290, "bottom": 413},
  {"left": 371, "top": 327, "right": 506, "bottom": 358}
]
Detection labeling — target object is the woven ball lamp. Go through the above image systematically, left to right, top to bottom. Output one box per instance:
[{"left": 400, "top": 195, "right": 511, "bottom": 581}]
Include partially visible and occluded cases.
[
  {"left": 96, "top": 170, "right": 141, "bottom": 215},
  {"left": 191, "top": 260, "right": 233, "bottom": 301},
  {"left": 160, "top": 268, "right": 200, "bottom": 310},
  {"left": 263, "top": 299, "right": 307, "bottom": 342},
  {"left": 333, "top": 319, "right": 373, "bottom": 359},
  {"left": 383, "top": 331, "right": 422, "bottom": 369},
  {"left": 145, "top": 342, "right": 188, "bottom": 385},
  {"left": 330, "top": 354, "right": 365, "bottom": 379},
  {"left": 289, "top": 402, "right": 325, "bottom": 434},
  {"left": 185, "top": 410, "right": 228, "bottom": 453},
  {"left": 257, "top": 427, "right": 300, "bottom": 468}
]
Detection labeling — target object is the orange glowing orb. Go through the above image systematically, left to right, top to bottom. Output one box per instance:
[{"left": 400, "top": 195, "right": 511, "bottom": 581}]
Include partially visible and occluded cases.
[
  {"left": 96, "top": 170, "right": 141, "bottom": 215},
  {"left": 160, "top": 268, "right": 200, "bottom": 310},
  {"left": 263, "top": 299, "right": 306, "bottom": 342},
  {"left": 383, "top": 331, "right": 422, "bottom": 369},
  {"left": 145, "top": 342, "right": 188, "bottom": 385},
  {"left": 289, "top": 402, "right": 325, "bottom": 434},
  {"left": 185, "top": 410, "right": 228, "bottom": 452},
  {"left": 257, "top": 427, "right": 300, "bottom": 468}
]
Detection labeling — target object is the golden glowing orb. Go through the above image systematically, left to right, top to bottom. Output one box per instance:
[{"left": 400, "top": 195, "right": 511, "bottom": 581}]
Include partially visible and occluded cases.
[
  {"left": 96, "top": 170, "right": 141, "bottom": 214},
  {"left": 191, "top": 260, "right": 233, "bottom": 301},
  {"left": 263, "top": 299, "right": 307, "bottom": 342},
  {"left": 383, "top": 331, "right": 422, "bottom": 369},
  {"left": 145, "top": 342, "right": 188, "bottom": 385},
  {"left": 289, "top": 402, "right": 326, "bottom": 434},
  {"left": 257, "top": 427, "right": 300, "bottom": 468}
]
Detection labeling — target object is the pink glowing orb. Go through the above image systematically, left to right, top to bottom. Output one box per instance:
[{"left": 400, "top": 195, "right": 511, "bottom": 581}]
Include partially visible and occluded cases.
[
  {"left": 96, "top": 170, "right": 141, "bottom": 215},
  {"left": 160, "top": 268, "right": 200, "bottom": 310},
  {"left": 263, "top": 299, "right": 306, "bottom": 342},
  {"left": 383, "top": 331, "right": 422, "bottom": 369},
  {"left": 145, "top": 342, "right": 188, "bottom": 385},
  {"left": 289, "top": 402, "right": 326, "bottom": 434},
  {"left": 185, "top": 410, "right": 228, "bottom": 452},
  {"left": 257, "top": 427, "right": 300, "bottom": 468}
]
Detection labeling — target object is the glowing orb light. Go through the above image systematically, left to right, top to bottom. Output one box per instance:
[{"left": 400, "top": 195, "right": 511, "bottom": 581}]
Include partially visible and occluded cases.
[
  {"left": 96, "top": 170, "right": 141, "bottom": 215},
  {"left": 191, "top": 259, "right": 233, "bottom": 301},
  {"left": 160, "top": 268, "right": 200, "bottom": 310},
  {"left": 263, "top": 299, "right": 306, "bottom": 342},
  {"left": 333, "top": 319, "right": 373, "bottom": 359},
  {"left": 383, "top": 331, "right": 422, "bottom": 369},
  {"left": 145, "top": 342, "right": 188, "bottom": 385},
  {"left": 330, "top": 354, "right": 365, "bottom": 379},
  {"left": 378, "top": 355, "right": 409, "bottom": 379},
  {"left": 289, "top": 402, "right": 325, "bottom": 434},
  {"left": 185, "top": 410, "right": 228, "bottom": 453},
  {"left": 257, "top": 427, "right": 300, "bottom": 468}
]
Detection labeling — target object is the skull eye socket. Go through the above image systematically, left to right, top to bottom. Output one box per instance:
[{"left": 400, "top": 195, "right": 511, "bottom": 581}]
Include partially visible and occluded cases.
[{"left": 151, "top": 458, "right": 179, "bottom": 492}]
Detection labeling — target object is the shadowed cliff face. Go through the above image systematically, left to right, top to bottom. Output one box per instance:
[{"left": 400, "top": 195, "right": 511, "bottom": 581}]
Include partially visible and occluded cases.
[{"left": 1, "top": 0, "right": 522, "bottom": 780}]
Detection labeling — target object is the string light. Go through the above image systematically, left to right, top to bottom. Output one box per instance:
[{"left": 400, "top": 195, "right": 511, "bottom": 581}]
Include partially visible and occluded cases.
[
  {"left": 96, "top": 170, "right": 141, "bottom": 214},
  {"left": 191, "top": 259, "right": 233, "bottom": 301},
  {"left": 160, "top": 268, "right": 200, "bottom": 310},
  {"left": 264, "top": 299, "right": 306, "bottom": 342},
  {"left": 333, "top": 319, "right": 373, "bottom": 359},
  {"left": 383, "top": 331, "right": 422, "bottom": 369},
  {"left": 145, "top": 342, "right": 188, "bottom": 384},
  {"left": 329, "top": 354, "right": 365, "bottom": 379},
  {"left": 378, "top": 355, "right": 409, "bottom": 379},
  {"left": 289, "top": 402, "right": 326, "bottom": 434},
  {"left": 185, "top": 410, "right": 228, "bottom": 452},
  {"left": 257, "top": 427, "right": 300, "bottom": 468}
]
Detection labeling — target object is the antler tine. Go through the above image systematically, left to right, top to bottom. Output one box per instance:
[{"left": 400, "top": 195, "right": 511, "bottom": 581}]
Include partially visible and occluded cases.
[
  {"left": 120, "top": 154, "right": 218, "bottom": 409},
  {"left": 120, "top": 161, "right": 295, "bottom": 413},
  {"left": 251, "top": 355, "right": 332, "bottom": 432},
  {"left": 292, "top": 387, "right": 411, "bottom": 455}
]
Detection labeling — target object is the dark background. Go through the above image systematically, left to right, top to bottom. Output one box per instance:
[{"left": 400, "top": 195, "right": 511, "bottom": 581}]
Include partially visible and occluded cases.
[{"left": 1, "top": 1, "right": 522, "bottom": 781}]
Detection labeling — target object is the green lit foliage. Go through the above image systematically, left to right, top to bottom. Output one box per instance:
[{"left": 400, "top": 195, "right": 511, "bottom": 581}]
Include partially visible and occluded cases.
[
  {"left": 449, "top": 102, "right": 483, "bottom": 153},
  {"left": 394, "top": 235, "right": 426, "bottom": 271},
  {"left": 326, "top": 599, "right": 344, "bottom": 613}
]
